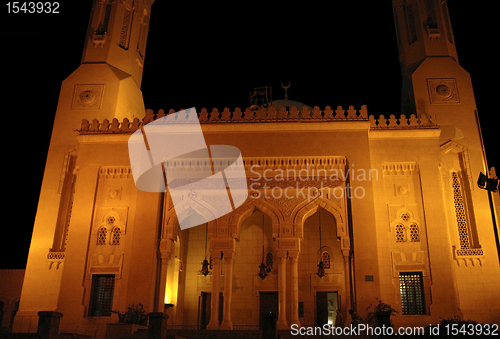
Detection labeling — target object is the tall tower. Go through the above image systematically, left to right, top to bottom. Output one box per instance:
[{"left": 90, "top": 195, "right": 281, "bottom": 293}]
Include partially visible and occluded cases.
[
  {"left": 14, "top": 0, "right": 154, "bottom": 332},
  {"left": 392, "top": 0, "right": 481, "bottom": 144},
  {"left": 393, "top": 0, "right": 500, "bottom": 321}
]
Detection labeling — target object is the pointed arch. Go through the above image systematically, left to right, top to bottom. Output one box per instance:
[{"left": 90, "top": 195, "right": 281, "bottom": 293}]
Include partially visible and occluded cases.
[
  {"left": 172, "top": 196, "right": 220, "bottom": 225},
  {"left": 293, "top": 198, "right": 346, "bottom": 239},
  {"left": 228, "top": 199, "right": 283, "bottom": 240}
]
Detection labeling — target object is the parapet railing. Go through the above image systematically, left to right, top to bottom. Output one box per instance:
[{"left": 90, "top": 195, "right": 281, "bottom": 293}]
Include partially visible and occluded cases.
[
  {"left": 77, "top": 105, "right": 437, "bottom": 134},
  {"left": 369, "top": 113, "right": 436, "bottom": 129}
]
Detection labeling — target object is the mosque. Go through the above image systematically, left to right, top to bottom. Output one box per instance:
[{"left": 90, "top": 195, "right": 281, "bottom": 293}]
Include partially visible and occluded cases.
[{"left": 3, "top": 0, "right": 500, "bottom": 338}]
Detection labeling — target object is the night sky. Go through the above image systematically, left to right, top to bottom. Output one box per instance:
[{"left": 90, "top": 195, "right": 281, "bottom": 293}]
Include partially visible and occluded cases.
[{"left": 1, "top": 2, "right": 497, "bottom": 269}]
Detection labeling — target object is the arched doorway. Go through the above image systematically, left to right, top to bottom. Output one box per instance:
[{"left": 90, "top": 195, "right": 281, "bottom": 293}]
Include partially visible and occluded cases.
[{"left": 301, "top": 207, "right": 346, "bottom": 326}]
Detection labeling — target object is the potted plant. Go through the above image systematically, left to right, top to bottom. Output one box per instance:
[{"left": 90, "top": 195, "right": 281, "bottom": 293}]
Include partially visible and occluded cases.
[
  {"left": 366, "top": 300, "right": 397, "bottom": 328},
  {"left": 111, "top": 303, "right": 148, "bottom": 325},
  {"left": 106, "top": 304, "right": 148, "bottom": 339}
]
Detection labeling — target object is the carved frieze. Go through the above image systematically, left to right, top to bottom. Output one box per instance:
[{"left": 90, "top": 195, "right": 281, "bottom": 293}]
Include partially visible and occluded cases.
[
  {"left": 277, "top": 237, "right": 300, "bottom": 251},
  {"left": 391, "top": 251, "right": 428, "bottom": 277},
  {"left": 87, "top": 253, "right": 124, "bottom": 279}
]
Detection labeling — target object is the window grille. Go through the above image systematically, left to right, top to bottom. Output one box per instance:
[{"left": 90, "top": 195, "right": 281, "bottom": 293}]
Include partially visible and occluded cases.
[
  {"left": 450, "top": 172, "right": 483, "bottom": 256},
  {"left": 451, "top": 172, "right": 470, "bottom": 249},
  {"left": 409, "top": 223, "right": 420, "bottom": 242},
  {"left": 395, "top": 224, "right": 406, "bottom": 242},
  {"left": 97, "top": 227, "right": 107, "bottom": 245},
  {"left": 110, "top": 227, "right": 121, "bottom": 245},
  {"left": 321, "top": 251, "right": 331, "bottom": 269},
  {"left": 265, "top": 252, "right": 273, "bottom": 268},
  {"left": 399, "top": 272, "right": 425, "bottom": 315},
  {"left": 89, "top": 274, "right": 114, "bottom": 316}
]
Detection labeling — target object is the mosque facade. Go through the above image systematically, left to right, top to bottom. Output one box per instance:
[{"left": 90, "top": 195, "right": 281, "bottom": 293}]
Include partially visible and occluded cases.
[{"left": 8, "top": 0, "right": 500, "bottom": 337}]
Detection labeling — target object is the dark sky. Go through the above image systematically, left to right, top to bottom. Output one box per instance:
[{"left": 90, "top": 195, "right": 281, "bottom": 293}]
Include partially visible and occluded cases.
[{"left": 1, "top": 2, "right": 497, "bottom": 269}]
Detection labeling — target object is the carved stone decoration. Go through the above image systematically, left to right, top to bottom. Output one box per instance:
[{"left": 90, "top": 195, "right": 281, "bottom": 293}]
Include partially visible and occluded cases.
[
  {"left": 427, "top": 78, "right": 459, "bottom": 104},
  {"left": 72, "top": 84, "right": 104, "bottom": 110},
  {"left": 441, "top": 141, "right": 474, "bottom": 190},
  {"left": 382, "top": 162, "right": 419, "bottom": 176},
  {"left": 99, "top": 166, "right": 132, "bottom": 179},
  {"left": 395, "top": 184, "right": 409, "bottom": 196},
  {"left": 108, "top": 187, "right": 122, "bottom": 200},
  {"left": 266, "top": 196, "right": 307, "bottom": 221},
  {"left": 388, "top": 204, "right": 416, "bottom": 222},
  {"left": 93, "top": 207, "right": 128, "bottom": 234},
  {"left": 210, "top": 238, "right": 235, "bottom": 252},
  {"left": 277, "top": 238, "right": 300, "bottom": 251},
  {"left": 452, "top": 245, "right": 484, "bottom": 267},
  {"left": 391, "top": 251, "right": 429, "bottom": 277},
  {"left": 46, "top": 252, "right": 65, "bottom": 270},
  {"left": 87, "top": 253, "right": 124, "bottom": 279}
]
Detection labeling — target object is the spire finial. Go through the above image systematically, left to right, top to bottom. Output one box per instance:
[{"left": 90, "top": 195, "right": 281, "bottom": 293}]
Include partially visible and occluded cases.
[{"left": 281, "top": 81, "right": 291, "bottom": 99}]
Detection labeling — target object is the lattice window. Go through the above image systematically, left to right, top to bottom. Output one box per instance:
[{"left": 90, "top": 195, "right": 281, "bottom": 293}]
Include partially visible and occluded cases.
[
  {"left": 450, "top": 172, "right": 483, "bottom": 256},
  {"left": 451, "top": 172, "right": 471, "bottom": 249},
  {"left": 62, "top": 198, "right": 74, "bottom": 250},
  {"left": 409, "top": 223, "right": 420, "bottom": 242},
  {"left": 395, "top": 224, "right": 406, "bottom": 242},
  {"left": 97, "top": 227, "right": 107, "bottom": 245},
  {"left": 110, "top": 227, "right": 121, "bottom": 245},
  {"left": 321, "top": 251, "right": 331, "bottom": 269},
  {"left": 265, "top": 252, "right": 273, "bottom": 268},
  {"left": 399, "top": 272, "right": 425, "bottom": 315},
  {"left": 89, "top": 274, "right": 114, "bottom": 316}
]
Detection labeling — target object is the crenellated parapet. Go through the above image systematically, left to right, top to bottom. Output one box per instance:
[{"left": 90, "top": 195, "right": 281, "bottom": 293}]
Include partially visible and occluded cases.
[
  {"left": 77, "top": 105, "right": 437, "bottom": 134},
  {"left": 369, "top": 113, "right": 437, "bottom": 129}
]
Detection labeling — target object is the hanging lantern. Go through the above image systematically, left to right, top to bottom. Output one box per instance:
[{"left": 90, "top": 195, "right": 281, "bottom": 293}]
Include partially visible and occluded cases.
[
  {"left": 317, "top": 208, "right": 325, "bottom": 278},
  {"left": 201, "top": 224, "right": 210, "bottom": 276},
  {"left": 201, "top": 258, "right": 210, "bottom": 276},
  {"left": 317, "top": 260, "right": 325, "bottom": 278},
  {"left": 258, "top": 261, "right": 268, "bottom": 280}
]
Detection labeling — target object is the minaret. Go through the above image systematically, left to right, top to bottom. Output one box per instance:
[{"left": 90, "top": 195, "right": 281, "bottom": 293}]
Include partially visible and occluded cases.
[
  {"left": 13, "top": 0, "right": 154, "bottom": 332},
  {"left": 392, "top": 0, "right": 500, "bottom": 320},
  {"left": 392, "top": 0, "right": 480, "bottom": 143},
  {"left": 392, "top": 0, "right": 487, "bottom": 176}
]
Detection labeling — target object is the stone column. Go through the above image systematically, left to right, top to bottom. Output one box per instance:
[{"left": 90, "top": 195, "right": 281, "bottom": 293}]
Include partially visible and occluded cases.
[
  {"left": 157, "top": 239, "right": 173, "bottom": 312},
  {"left": 342, "top": 249, "right": 351, "bottom": 313},
  {"left": 220, "top": 250, "right": 235, "bottom": 329},
  {"left": 288, "top": 250, "right": 300, "bottom": 327},
  {"left": 276, "top": 251, "right": 288, "bottom": 329},
  {"left": 206, "top": 253, "right": 221, "bottom": 330},
  {"left": 37, "top": 311, "right": 63, "bottom": 339}
]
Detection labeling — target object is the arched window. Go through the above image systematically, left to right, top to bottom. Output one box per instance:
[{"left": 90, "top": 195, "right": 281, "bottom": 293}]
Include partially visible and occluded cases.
[
  {"left": 394, "top": 210, "right": 420, "bottom": 243},
  {"left": 409, "top": 223, "right": 420, "bottom": 242},
  {"left": 395, "top": 224, "right": 406, "bottom": 242},
  {"left": 97, "top": 227, "right": 107, "bottom": 245},
  {"left": 110, "top": 227, "right": 121, "bottom": 245},
  {"left": 321, "top": 251, "right": 331, "bottom": 269},
  {"left": 265, "top": 252, "right": 273, "bottom": 268},
  {"left": 265, "top": 252, "right": 274, "bottom": 273}
]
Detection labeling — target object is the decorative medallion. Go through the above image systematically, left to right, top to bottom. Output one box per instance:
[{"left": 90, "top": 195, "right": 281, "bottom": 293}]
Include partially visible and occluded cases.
[
  {"left": 427, "top": 78, "right": 459, "bottom": 104},
  {"left": 72, "top": 84, "right": 104, "bottom": 109}
]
